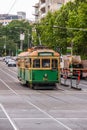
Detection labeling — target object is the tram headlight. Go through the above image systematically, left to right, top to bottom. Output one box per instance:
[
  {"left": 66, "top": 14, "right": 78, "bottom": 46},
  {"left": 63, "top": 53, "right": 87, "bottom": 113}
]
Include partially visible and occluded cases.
[
  {"left": 43, "top": 73, "right": 48, "bottom": 81},
  {"left": 44, "top": 73, "right": 48, "bottom": 78}
]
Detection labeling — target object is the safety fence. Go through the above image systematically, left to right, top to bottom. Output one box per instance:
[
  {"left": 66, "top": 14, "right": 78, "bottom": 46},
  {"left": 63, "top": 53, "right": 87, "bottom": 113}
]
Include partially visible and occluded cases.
[{"left": 60, "top": 69, "right": 81, "bottom": 90}]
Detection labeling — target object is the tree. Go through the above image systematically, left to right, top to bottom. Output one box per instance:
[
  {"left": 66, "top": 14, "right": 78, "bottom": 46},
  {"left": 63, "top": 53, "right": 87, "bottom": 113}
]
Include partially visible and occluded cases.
[
  {"left": 32, "top": 0, "right": 87, "bottom": 58},
  {"left": 67, "top": 1, "right": 87, "bottom": 58},
  {"left": 34, "top": 12, "right": 56, "bottom": 48},
  {"left": 0, "top": 20, "right": 32, "bottom": 56},
  {"left": 7, "top": 20, "right": 31, "bottom": 50}
]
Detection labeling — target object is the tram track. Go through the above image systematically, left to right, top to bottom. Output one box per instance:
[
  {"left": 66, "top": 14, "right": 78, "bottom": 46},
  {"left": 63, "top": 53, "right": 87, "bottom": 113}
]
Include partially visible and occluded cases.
[
  {"left": 0, "top": 61, "right": 17, "bottom": 74},
  {"left": 1, "top": 61, "right": 87, "bottom": 130},
  {"left": 0, "top": 62, "right": 87, "bottom": 130},
  {"left": 0, "top": 65, "right": 86, "bottom": 104},
  {"left": 0, "top": 67, "right": 75, "bottom": 105},
  {"left": 0, "top": 68, "right": 73, "bottom": 130},
  {"left": 0, "top": 68, "right": 17, "bottom": 81},
  {"left": 0, "top": 85, "right": 72, "bottom": 130},
  {"left": 0, "top": 104, "right": 18, "bottom": 130}
]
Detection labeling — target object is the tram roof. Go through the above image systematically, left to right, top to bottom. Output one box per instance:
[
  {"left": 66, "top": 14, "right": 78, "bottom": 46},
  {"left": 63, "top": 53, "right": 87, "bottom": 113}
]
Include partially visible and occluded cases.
[
  {"left": 18, "top": 47, "right": 60, "bottom": 57},
  {"left": 29, "top": 49, "right": 59, "bottom": 57},
  {"left": 18, "top": 51, "right": 30, "bottom": 57}
]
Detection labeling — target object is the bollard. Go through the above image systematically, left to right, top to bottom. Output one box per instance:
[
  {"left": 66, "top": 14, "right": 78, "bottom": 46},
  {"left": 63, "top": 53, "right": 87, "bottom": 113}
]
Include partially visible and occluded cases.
[
  {"left": 61, "top": 69, "right": 69, "bottom": 86},
  {"left": 63, "top": 69, "right": 68, "bottom": 86},
  {"left": 71, "top": 70, "right": 81, "bottom": 90},
  {"left": 76, "top": 71, "right": 80, "bottom": 87},
  {"left": 78, "top": 71, "right": 80, "bottom": 81}
]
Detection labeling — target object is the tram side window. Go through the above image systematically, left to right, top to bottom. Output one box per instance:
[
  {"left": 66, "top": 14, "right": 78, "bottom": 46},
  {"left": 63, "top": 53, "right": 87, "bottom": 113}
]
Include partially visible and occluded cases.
[
  {"left": 20, "top": 58, "right": 24, "bottom": 67},
  {"left": 25, "top": 58, "right": 31, "bottom": 68},
  {"left": 17, "top": 59, "right": 20, "bottom": 66},
  {"left": 33, "top": 59, "right": 40, "bottom": 68},
  {"left": 42, "top": 59, "right": 50, "bottom": 68},
  {"left": 52, "top": 59, "right": 58, "bottom": 69}
]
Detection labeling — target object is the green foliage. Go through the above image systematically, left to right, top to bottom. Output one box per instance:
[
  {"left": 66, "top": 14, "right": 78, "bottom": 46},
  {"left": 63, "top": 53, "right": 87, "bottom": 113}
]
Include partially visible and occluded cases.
[
  {"left": 0, "top": 0, "right": 87, "bottom": 58},
  {"left": 34, "top": 0, "right": 87, "bottom": 58},
  {"left": 67, "top": 1, "right": 87, "bottom": 57},
  {"left": 0, "top": 20, "right": 32, "bottom": 56}
]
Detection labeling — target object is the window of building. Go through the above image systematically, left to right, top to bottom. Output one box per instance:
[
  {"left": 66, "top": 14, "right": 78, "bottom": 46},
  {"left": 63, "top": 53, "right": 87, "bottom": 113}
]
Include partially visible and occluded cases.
[{"left": 57, "top": 3, "right": 62, "bottom": 9}]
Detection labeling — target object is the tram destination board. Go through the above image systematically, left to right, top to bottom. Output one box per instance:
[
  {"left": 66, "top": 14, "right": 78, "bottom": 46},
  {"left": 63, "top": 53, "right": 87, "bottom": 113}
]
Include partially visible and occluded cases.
[{"left": 38, "top": 52, "right": 53, "bottom": 56}]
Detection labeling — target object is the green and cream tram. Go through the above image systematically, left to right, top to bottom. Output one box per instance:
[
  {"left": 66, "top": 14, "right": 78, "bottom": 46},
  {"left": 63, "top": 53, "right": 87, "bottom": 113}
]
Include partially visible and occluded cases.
[{"left": 17, "top": 46, "right": 60, "bottom": 89}]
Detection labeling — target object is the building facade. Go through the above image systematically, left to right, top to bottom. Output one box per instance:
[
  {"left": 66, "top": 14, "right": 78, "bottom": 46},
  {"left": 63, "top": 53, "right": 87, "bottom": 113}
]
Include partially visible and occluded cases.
[
  {"left": 34, "top": 0, "right": 74, "bottom": 22},
  {"left": 0, "top": 12, "right": 26, "bottom": 26},
  {"left": 17, "top": 12, "right": 26, "bottom": 19}
]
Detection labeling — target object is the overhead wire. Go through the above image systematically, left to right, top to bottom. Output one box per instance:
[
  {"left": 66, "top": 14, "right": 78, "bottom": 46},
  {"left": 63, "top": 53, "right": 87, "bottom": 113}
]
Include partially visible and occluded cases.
[{"left": 6, "top": 0, "right": 18, "bottom": 14}]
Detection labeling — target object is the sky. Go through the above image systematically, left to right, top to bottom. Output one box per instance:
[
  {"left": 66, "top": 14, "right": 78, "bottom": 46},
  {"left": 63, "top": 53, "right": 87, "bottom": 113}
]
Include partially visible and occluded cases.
[{"left": 0, "top": 0, "right": 39, "bottom": 20}]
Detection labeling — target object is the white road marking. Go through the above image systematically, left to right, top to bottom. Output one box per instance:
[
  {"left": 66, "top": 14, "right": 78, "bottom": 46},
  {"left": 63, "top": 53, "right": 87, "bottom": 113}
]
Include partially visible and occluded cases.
[
  {"left": 0, "top": 62, "right": 17, "bottom": 74},
  {"left": 0, "top": 69, "right": 17, "bottom": 81},
  {"left": 8, "top": 69, "right": 17, "bottom": 74},
  {"left": 0, "top": 73, "right": 73, "bottom": 130},
  {"left": 0, "top": 78, "right": 73, "bottom": 130},
  {"left": 0, "top": 79, "right": 18, "bottom": 95},
  {"left": 0, "top": 79, "right": 72, "bottom": 130},
  {"left": 26, "top": 100, "right": 72, "bottom": 130},
  {"left": 0, "top": 104, "right": 19, "bottom": 130},
  {"left": 13, "top": 117, "right": 87, "bottom": 120},
  {"left": 0, "top": 118, "right": 7, "bottom": 119},
  {"left": 13, "top": 118, "right": 51, "bottom": 120}
]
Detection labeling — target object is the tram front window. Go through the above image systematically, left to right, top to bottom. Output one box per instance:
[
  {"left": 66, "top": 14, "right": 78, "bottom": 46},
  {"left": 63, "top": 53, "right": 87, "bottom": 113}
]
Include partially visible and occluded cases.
[
  {"left": 33, "top": 59, "right": 40, "bottom": 68},
  {"left": 42, "top": 59, "right": 50, "bottom": 68}
]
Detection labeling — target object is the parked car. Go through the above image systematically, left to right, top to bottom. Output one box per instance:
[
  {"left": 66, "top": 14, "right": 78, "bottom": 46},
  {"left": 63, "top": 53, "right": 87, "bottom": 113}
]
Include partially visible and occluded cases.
[
  {"left": 5, "top": 56, "right": 11, "bottom": 64},
  {"left": 6, "top": 58, "right": 12, "bottom": 64},
  {"left": 8, "top": 59, "right": 16, "bottom": 67}
]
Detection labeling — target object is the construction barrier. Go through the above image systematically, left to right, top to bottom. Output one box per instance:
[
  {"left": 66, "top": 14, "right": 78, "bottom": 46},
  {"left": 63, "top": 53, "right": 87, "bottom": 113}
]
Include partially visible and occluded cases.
[
  {"left": 61, "top": 69, "right": 69, "bottom": 86},
  {"left": 71, "top": 70, "right": 81, "bottom": 90},
  {"left": 76, "top": 71, "right": 80, "bottom": 87}
]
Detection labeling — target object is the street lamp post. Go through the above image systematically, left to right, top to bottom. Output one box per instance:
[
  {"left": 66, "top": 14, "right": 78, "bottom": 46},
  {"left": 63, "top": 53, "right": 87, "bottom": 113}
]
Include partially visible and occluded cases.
[
  {"left": 27, "top": 28, "right": 32, "bottom": 48},
  {"left": 27, "top": 30, "right": 31, "bottom": 49},
  {"left": 3, "top": 36, "right": 6, "bottom": 56},
  {"left": 15, "top": 43, "right": 18, "bottom": 56}
]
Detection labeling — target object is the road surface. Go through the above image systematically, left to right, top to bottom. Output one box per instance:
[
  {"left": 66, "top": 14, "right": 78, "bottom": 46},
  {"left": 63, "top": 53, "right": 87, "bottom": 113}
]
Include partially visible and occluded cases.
[{"left": 0, "top": 61, "right": 87, "bottom": 130}]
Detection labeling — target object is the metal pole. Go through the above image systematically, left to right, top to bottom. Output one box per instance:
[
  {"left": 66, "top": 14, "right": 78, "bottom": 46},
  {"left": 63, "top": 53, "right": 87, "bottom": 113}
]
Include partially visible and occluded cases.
[
  {"left": 28, "top": 30, "right": 29, "bottom": 48},
  {"left": 38, "top": 34, "right": 41, "bottom": 45},
  {"left": 4, "top": 36, "right": 6, "bottom": 56},
  {"left": 20, "top": 40, "right": 23, "bottom": 50},
  {"left": 70, "top": 42, "right": 73, "bottom": 88},
  {"left": 16, "top": 44, "right": 17, "bottom": 56}
]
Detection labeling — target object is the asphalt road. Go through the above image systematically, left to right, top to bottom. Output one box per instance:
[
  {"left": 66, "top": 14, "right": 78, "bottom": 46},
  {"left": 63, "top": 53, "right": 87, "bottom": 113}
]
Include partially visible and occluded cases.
[{"left": 0, "top": 61, "right": 87, "bottom": 130}]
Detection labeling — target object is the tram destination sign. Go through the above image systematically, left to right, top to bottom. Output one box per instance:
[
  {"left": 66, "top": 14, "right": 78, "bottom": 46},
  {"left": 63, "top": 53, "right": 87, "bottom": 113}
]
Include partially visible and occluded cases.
[{"left": 38, "top": 52, "right": 53, "bottom": 56}]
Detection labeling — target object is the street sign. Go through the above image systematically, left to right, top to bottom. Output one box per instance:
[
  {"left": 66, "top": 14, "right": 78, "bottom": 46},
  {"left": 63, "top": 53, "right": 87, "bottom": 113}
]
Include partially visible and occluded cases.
[
  {"left": 20, "top": 33, "right": 25, "bottom": 41},
  {"left": 67, "top": 47, "right": 72, "bottom": 55}
]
